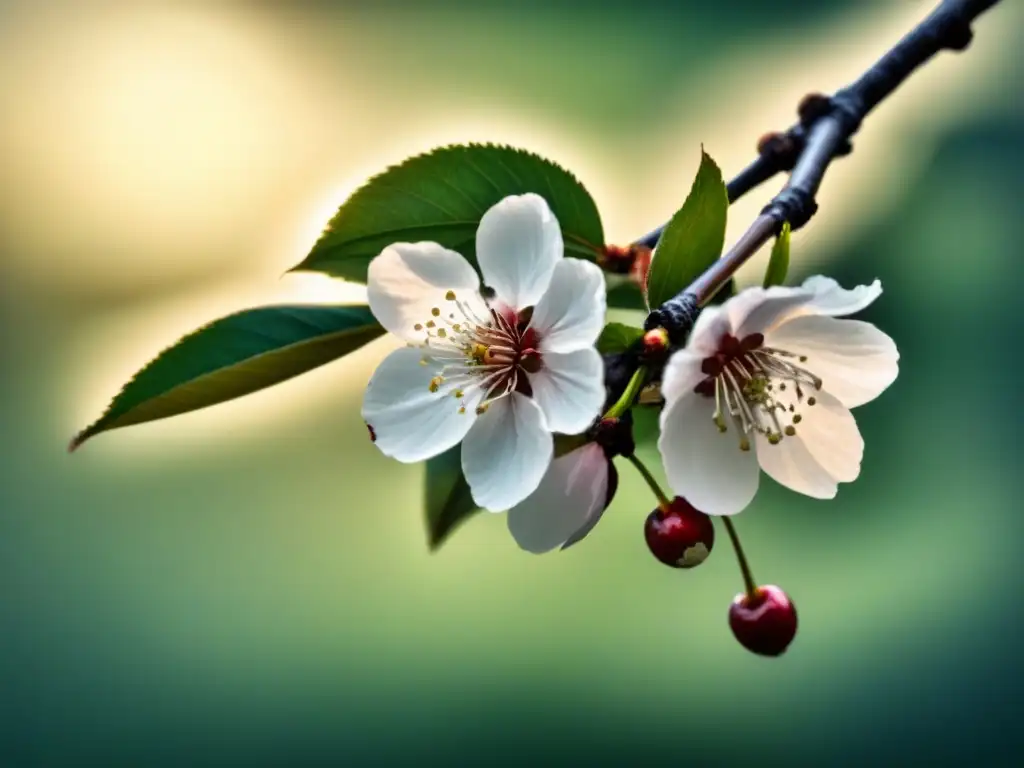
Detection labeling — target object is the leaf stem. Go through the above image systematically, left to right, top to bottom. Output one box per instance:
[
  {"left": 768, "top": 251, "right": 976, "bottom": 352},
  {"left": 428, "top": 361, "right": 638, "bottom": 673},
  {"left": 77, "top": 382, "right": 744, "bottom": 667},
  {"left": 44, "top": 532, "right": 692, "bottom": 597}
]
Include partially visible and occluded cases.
[
  {"left": 603, "top": 365, "right": 648, "bottom": 421},
  {"left": 625, "top": 454, "right": 671, "bottom": 510},
  {"left": 721, "top": 517, "right": 759, "bottom": 604}
]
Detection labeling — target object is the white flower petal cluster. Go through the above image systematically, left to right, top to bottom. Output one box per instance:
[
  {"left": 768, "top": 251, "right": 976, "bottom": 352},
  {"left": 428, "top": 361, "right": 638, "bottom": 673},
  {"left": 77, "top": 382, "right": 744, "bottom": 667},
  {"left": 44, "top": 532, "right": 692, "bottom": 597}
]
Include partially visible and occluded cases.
[
  {"left": 362, "top": 194, "right": 607, "bottom": 513},
  {"left": 658, "top": 276, "right": 900, "bottom": 515}
]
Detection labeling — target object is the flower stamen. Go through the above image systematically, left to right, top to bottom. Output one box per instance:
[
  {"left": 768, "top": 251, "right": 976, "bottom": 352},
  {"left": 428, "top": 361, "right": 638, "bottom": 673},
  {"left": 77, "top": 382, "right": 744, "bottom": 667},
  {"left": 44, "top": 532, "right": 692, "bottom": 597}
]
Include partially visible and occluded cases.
[
  {"left": 411, "top": 288, "right": 545, "bottom": 413},
  {"left": 696, "top": 332, "right": 823, "bottom": 452}
]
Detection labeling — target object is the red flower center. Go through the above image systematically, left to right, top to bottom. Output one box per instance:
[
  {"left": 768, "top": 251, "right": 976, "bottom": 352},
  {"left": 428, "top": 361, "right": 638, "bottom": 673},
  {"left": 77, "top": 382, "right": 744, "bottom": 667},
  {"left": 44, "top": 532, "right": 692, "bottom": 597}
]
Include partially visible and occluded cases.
[
  {"left": 416, "top": 295, "right": 545, "bottom": 413},
  {"left": 689, "top": 331, "right": 822, "bottom": 450},
  {"left": 694, "top": 333, "right": 765, "bottom": 397}
]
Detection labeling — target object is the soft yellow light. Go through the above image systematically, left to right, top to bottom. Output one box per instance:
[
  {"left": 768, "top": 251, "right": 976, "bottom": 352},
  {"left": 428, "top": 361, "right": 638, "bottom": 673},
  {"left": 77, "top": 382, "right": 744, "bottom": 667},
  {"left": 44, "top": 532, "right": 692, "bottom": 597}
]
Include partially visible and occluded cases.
[
  {"left": 42, "top": 0, "right": 1020, "bottom": 461},
  {"left": 0, "top": 2, "right": 355, "bottom": 295}
]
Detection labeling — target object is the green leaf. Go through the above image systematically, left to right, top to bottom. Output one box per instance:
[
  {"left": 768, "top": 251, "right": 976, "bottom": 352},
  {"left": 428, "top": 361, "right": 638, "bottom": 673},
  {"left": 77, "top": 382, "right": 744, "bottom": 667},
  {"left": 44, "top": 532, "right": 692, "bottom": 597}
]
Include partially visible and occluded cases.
[
  {"left": 291, "top": 144, "right": 605, "bottom": 283},
  {"left": 644, "top": 149, "right": 729, "bottom": 309},
  {"left": 763, "top": 221, "right": 791, "bottom": 288},
  {"left": 610, "top": 272, "right": 735, "bottom": 311},
  {"left": 606, "top": 282, "right": 649, "bottom": 311},
  {"left": 69, "top": 305, "right": 384, "bottom": 451},
  {"left": 596, "top": 322, "right": 645, "bottom": 355},
  {"left": 424, "top": 445, "right": 479, "bottom": 550}
]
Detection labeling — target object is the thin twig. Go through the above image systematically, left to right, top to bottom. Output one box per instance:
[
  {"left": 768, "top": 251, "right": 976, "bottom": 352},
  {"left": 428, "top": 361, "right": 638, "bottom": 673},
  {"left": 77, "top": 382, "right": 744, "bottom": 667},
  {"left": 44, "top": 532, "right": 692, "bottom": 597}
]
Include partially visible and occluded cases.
[{"left": 639, "top": 0, "right": 1001, "bottom": 340}]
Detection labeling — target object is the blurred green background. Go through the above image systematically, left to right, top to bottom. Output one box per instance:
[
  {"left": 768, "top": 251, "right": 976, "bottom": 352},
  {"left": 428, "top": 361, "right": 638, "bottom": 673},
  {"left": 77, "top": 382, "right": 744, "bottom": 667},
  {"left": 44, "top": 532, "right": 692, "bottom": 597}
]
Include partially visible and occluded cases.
[{"left": 2, "top": 0, "right": 1022, "bottom": 765}]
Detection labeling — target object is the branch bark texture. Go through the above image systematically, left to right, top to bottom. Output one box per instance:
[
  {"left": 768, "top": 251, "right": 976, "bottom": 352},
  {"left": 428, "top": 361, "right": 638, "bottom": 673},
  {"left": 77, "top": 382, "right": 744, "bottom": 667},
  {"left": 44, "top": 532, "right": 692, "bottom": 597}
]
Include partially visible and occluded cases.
[{"left": 640, "top": 0, "right": 1002, "bottom": 344}]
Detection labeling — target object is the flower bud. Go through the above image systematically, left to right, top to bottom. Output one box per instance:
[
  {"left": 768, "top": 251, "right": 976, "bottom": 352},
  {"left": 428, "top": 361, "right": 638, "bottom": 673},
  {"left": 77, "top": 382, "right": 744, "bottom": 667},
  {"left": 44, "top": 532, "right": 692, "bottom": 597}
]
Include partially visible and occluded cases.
[
  {"left": 797, "top": 92, "right": 831, "bottom": 125},
  {"left": 598, "top": 244, "right": 633, "bottom": 275},
  {"left": 641, "top": 328, "right": 670, "bottom": 361}
]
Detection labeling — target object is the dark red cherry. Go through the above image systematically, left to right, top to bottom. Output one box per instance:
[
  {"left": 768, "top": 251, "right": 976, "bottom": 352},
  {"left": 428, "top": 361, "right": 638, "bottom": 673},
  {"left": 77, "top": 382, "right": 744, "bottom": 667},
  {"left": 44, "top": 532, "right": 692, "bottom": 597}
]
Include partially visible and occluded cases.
[
  {"left": 643, "top": 497, "right": 715, "bottom": 568},
  {"left": 728, "top": 584, "right": 798, "bottom": 657}
]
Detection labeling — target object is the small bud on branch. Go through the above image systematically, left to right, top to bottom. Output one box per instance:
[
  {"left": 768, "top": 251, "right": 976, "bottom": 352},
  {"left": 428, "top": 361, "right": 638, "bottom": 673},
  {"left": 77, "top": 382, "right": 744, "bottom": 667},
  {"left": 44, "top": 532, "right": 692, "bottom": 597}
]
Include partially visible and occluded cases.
[
  {"left": 603, "top": 0, "right": 1002, "bottom": 416},
  {"left": 618, "top": 0, "right": 1000, "bottom": 382},
  {"left": 641, "top": 328, "right": 670, "bottom": 361}
]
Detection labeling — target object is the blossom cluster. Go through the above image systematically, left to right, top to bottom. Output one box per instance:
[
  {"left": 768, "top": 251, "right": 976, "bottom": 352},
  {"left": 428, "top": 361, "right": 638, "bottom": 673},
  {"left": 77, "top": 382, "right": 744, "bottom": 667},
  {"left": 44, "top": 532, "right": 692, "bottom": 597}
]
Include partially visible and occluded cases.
[{"left": 362, "top": 194, "right": 899, "bottom": 553}]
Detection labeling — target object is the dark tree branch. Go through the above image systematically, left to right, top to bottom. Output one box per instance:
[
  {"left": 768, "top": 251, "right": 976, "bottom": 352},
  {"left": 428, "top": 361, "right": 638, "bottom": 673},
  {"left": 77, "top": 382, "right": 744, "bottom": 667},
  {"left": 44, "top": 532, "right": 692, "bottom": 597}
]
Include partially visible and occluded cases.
[{"left": 641, "top": 0, "right": 1001, "bottom": 342}]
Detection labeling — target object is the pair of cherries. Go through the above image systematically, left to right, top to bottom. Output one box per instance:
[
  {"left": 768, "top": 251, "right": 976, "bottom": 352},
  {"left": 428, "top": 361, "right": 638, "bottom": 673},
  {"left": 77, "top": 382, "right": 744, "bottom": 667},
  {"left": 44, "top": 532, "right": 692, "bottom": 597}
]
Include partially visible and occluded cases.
[{"left": 644, "top": 498, "right": 798, "bottom": 657}]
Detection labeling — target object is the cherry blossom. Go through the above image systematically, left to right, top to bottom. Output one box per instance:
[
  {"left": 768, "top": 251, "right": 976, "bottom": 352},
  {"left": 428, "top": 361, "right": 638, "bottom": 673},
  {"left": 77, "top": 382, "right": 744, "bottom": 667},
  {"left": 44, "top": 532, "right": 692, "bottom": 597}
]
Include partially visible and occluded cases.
[
  {"left": 363, "top": 194, "right": 606, "bottom": 512},
  {"left": 658, "top": 276, "right": 899, "bottom": 515}
]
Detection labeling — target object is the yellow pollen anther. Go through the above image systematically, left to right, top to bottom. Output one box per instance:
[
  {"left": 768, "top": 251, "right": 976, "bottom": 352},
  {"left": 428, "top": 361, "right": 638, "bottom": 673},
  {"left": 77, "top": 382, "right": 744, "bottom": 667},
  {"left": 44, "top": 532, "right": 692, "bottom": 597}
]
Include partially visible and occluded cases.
[
  {"left": 408, "top": 294, "right": 539, "bottom": 423},
  {"left": 414, "top": 323, "right": 423, "bottom": 331},
  {"left": 703, "top": 341, "right": 824, "bottom": 453},
  {"left": 470, "top": 343, "right": 488, "bottom": 363},
  {"left": 799, "top": 355, "right": 808, "bottom": 362},
  {"left": 792, "top": 414, "right": 802, "bottom": 424}
]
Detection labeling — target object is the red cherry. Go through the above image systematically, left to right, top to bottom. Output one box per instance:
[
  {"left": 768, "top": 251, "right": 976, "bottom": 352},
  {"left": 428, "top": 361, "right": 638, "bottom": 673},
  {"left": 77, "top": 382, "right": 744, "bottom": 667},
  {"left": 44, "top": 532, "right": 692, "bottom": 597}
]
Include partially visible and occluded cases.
[
  {"left": 643, "top": 497, "right": 715, "bottom": 568},
  {"left": 728, "top": 585, "right": 798, "bottom": 657}
]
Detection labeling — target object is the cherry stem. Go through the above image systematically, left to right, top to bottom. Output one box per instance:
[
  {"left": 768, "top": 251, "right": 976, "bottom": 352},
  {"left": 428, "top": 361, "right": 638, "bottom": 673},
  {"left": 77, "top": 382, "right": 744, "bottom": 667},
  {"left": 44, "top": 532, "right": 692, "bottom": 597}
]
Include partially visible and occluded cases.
[
  {"left": 604, "top": 365, "right": 648, "bottom": 421},
  {"left": 625, "top": 454, "right": 671, "bottom": 511},
  {"left": 721, "top": 517, "right": 760, "bottom": 604}
]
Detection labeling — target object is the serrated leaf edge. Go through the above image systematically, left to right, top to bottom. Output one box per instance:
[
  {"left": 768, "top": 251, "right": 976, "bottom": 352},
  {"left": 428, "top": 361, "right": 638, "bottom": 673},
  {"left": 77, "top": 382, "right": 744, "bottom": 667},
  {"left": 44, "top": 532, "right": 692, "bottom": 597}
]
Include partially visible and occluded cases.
[
  {"left": 291, "top": 142, "right": 604, "bottom": 277},
  {"left": 69, "top": 304, "right": 381, "bottom": 452}
]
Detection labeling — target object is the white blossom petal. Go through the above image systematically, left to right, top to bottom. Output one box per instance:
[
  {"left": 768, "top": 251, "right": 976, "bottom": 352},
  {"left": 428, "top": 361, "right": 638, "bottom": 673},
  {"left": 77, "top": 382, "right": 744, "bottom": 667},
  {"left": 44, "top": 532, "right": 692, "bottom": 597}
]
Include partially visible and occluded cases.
[
  {"left": 476, "top": 193, "right": 562, "bottom": 310},
  {"left": 367, "top": 242, "right": 483, "bottom": 343},
  {"left": 530, "top": 258, "right": 606, "bottom": 353},
  {"left": 800, "top": 276, "right": 883, "bottom": 317},
  {"left": 730, "top": 285, "right": 818, "bottom": 338},
  {"left": 681, "top": 286, "right": 813, "bottom": 356},
  {"left": 687, "top": 306, "right": 730, "bottom": 356},
  {"left": 766, "top": 316, "right": 899, "bottom": 408},
  {"left": 362, "top": 347, "right": 477, "bottom": 463},
  {"left": 527, "top": 348, "right": 605, "bottom": 435},
  {"left": 660, "top": 349, "right": 707, "bottom": 405},
  {"left": 755, "top": 388, "right": 864, "bottom": 497},
  {"left": 785, "top": 389, "right": 864, "bottom": 483},
  {"left": 658, "top": 390, "right": 760, "bottom": 515},
  {"left": 462, "top": 393, "right": 553, "bottom": 511},
  {"left": 755, "top": 431, "right": 839, "bottom": 499},
  {"left": 507, "top": 443, "right": 609, "bottom": 553},
  {"left": 561, "top": 459, "right": 617, "bottom": 550}
]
